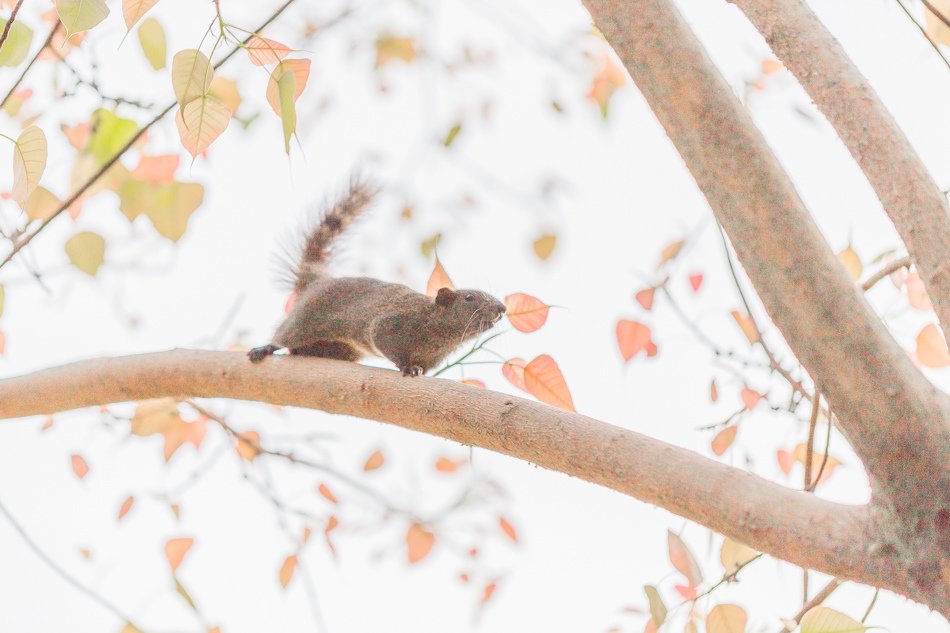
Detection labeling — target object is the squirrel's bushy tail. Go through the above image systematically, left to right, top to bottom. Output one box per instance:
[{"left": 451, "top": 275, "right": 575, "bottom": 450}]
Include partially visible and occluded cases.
[{"left": 289, "top": 173, "right": 378, "bottom": 292}]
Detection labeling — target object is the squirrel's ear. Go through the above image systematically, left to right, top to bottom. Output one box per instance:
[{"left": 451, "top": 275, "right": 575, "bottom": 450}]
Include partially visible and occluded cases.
[{"left": 435, "top": 287, "right": 457, "bottom": 306}]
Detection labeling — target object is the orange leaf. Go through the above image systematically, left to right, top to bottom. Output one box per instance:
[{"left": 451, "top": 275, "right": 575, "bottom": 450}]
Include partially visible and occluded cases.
[
  {"left": 245, "top": 36, "right": 292, "bottom": 66},
  {"left": 587, "top": 52, "right": 626, "bottom": 117},
  {"left": 264, "top": 59, "right": 311, "bottom": 115},
  {"left": 761, "top": 59, "right": 783, "bottom": 74},
  {"left": 131, "top": 154, "right": 179, "bottom": 184},
  {"left": 532, "top": 234, "right": 557, "bottom": 260},
  {"left": 658, "top": 239, "right": 685, "bottom": 267},
  {"left": 425, "top": 256, "right": 455, "bottom": 297},
  {"left": 906, "top": 272, "right": 933, "bottom": 311},
  {"left": 688, "top": 273, "right": 703, "bottom": 292},
  {"left": 635, "top": 288, "right": 655, "bottom": 311},
  {"left": 504, "top": 293, "right": 550, "bottom": 333},
  {"left": 730, "top": 310, "right": 760, "bottom": 344},
  {"left": 616, "top": 320, "right": 653, "bottom": 362},
  {"left": 916, "top": 323, "right": 950, "bottom": 368},
  {"left": 524, "top": 355, "right": 575, "bottom": 411},
  {"left": 502, "top": 357, "right": 528, "bottom": 392},
  {"left": 460, "top": 378, "right": 485, "bottom": 388},
  {"left": 710, "top": 379, "right": 718, "bottom": 402},
  {"left": 740, "top": 387, "right": 762, "bottom": 410},
  {"left": 41, "top": 416, "right": 54, "bottom": 431},
  {"left": 711, "top": 426, "right": 737, "bottom": 456},
  {"left": 235, "top": 430, "right": 260, "bottom": 461},
  {"left": 792, "top": 443, "right": 841, "bottom": 485},
  {"left": 363, "top": 449, "right": 385, "bottom": 471},
  {"left": 776, "top": 449, "right": 794, "bottom": 475},
  {"left": 71, "top": 454, "right": 89, "bottom": 480},
  {"left": 435, "top": 457, "right": 462, "bottom": 473},
  {"left": 317, "top": 483, "right": 337, "bottom": 504},
  {"left": 118, "top": 495, "right": 134, "bottom": 521},
  {"left": 324, "top": 515, "right": 338, "bottom": 557},
  {"left": 499, "top": 516, "right": 518, "bottom": 542},
  {"left": 407, "top": 523, "right": 435, "bottom": 563},
  {"left": 302, "top": 527, "right": 312, "bottom": 545},
  {"left": 668, "top": 531, "right": 703, "bottom": 587},
  {"left": 165, "top": 537, "right": 193, "bottom": 573},
  {"left": 79, "top": 548, "right": 92, "bottom": 560},
  {"left": 279, "top": 554, "right": 298, "bottom": 588},
  {"left": 481, "top": 582, "right": 497, "bottom": 605},
  {"left": 674, "top": 584, "right": 697, "bottom": 600}
]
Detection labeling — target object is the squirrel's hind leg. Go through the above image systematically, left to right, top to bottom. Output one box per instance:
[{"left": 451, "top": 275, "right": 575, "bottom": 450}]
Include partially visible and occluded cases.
[
  {"left": 290, "top": 340, "right": 361, "bottom": 361},
  {"left": 248, "top": 344, "right": 280, "bottom": 363}
]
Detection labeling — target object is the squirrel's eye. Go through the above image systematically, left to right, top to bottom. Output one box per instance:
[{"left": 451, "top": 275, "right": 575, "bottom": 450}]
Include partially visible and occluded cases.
[{"left": 465, "top": 294, "right": 475, "bottom": 302}]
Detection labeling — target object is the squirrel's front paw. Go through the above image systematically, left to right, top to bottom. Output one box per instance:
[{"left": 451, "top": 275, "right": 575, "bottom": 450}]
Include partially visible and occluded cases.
[
  {"left": 248, "top": 344, "right": 279, "bottom": 363},
  {"left": 401, "top": 365, "right": 424, "bottom": 377}
]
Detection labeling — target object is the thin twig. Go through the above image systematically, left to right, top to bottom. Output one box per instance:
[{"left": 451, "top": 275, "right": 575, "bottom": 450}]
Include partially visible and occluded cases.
[
  {"left": 0, "top": 0, "right": 25, "bottom": 52},
  {"left": 0, "top": 0, "right": 303, "bottom": 270},
  {"left": 896, "top": 0, "right": 950, "bottom": 73},
  {"left": 921, "top": 0, "right": 950, "bottom": 29},
  {"left": 0, "top": 21, "right": 60, "bottom": 110},
  {"left": 861, "top": 256, "right": 912, "bottom": 292},
  {"left": 803, "top": 384, "right": 820, "bottom": 491},
  {"left": 806, "top": 405, "right": 833, "bottom": 493},
  {"left": 0, "top": 494, "right": 143, "bottom": 630},
  {"left": 777, "top": 577, "right": 843, "bottom": 632},
  {"left": 861, "top": 587, "right": 880, "bottom": 623}
]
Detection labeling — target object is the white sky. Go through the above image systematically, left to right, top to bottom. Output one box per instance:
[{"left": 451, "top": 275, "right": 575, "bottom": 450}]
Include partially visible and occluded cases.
[{"left": 0, "top": 0, "right": 948, "bottom": 632}]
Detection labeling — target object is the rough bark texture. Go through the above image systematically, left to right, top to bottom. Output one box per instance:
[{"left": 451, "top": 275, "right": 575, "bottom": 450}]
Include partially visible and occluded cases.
[
  {"left": 581, "top": 0, "right": 950, "bottom": 612},
  {"left": 731, "top": 0, "right": 950, "bottom": 350},
  {"left": 0, "top": 349, "right": 899, "bottom": 597}
]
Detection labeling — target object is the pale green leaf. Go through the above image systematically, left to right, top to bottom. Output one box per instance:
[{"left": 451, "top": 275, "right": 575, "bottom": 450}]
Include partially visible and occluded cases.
[
  {"left": 55, "top": 0, "right": 110, "bottom": 39},
  {"left": 123, "top": 0, "right": 159, "bottom": 30},
  {"left": 137, "top": 17, "right": 166, "bottom": 70},
  {"left": 0, "top": 20, "right": 33, "bottom": 67},
  {"left": 171, "top": 49, "right": 212, "bottom": 107},
  {"left": 265, "top": 58, "right": 310, "bottom": 115},
  {"left": 277, "top": 70, "right": 296, "bottom": 154},
  {"left": 209, "top": 76, "right": 241, "bottom": 114},
  {"left": 175, "top": 95, "right": 231, "bottom": 158},
  {"left": 88, "top": 109, "right": 139, "bottom": 166},
  {"left": 443, "top": 123, "right": 461, "bottom": 147},
  {"left": 12, "top": 125, "right": 47, "bottom": 203},
  {"left": 143, "top": 181, "right": 204, "bottom": 241},
  {"left": 64, "top": 231, "right": 105, "bottom": 276},
  {"left": 644, "top": 585, "right": 666, "bottom": 627},
  {"left": 706, "top": 604, "right": 747, "bottom": 633},
  {"left": 800, "top": 607, "right": 872, "bottom": 633}
]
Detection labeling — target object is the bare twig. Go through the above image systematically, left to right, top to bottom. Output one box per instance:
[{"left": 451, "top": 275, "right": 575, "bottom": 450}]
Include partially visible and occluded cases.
[
  {"left": 0, "top": 0, "right": 25, "bottom": 52},
  {"left": 895, "top": 0, "right": 950, "bottom": 73},
  {"left": 0, "top": 21, "right": 60, "bottom": 110},
  {"left": 861, "top": 256, "right": 913, "bottom": 292},
  {"left": 803, "top": 384, "right": 820, "bottom": 491},
  {"left": 777, "top": 577, "right": 843, "bottom": 632},
  {"left": 861, "top": 587, "right": 880, "bottom": 623}
]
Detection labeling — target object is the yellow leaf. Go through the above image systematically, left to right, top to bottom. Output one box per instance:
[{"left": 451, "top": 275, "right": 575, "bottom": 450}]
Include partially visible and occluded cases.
[
  {"left": 55, "top": 0, "right": 109, "bottom": 39},
  {"left": 122, "top": 0, "right": 158, "bottom": 30},
  {"left": 137, "top": 17, "right": 166, "bottom": 70},
  {"left": 0, "top": 19, "right": 33, "bottom": 67},
  {"left": 375, "top": 34, "right": 417, "bottom": 67},
  {"left": 171, "top": 49, "right": 212, "bottom": 107},
  {"left": 176, "top": 96, "right": 231, "bottom": 159},
  {"left": 443, "top": 123, "right": 461, "bottom": 147},
  {"left": 12, "top": 125, "right": 47, "bottom": 203},
  {"left": 20, "top": 186, "right": 61, "bottom": 222},
  {"left": 64, "top": 231, "right": 105, "bottom": 276},
  {"left": 532, "top": 234, "right": 556, "bottom": 260},
  {"left": 836, "top": 245, "right": 863, "bottom": 282},
  {"left": 730, "top": 310, "right": 760, "bottom": 344},
  {"left": 916, "top": 323, "right": 950, "bottom": 368},
  {"left": 131, "top": 398, "right": 182, "bottom": 436},
  {"left": 164, "top": 537, "right": 193, "bottom": 573},
  {"left": 719, "top": 538, "right": 759, "bottom": 575},
  {"left": 279, "top": 554, "right": 298, "bottom": 588},
  {"left": 643, "top": 585, "right": 666, "bottom": 626},
  {"left": 706, "top": 604, "right": 747, "bottom": 633},
  {"left": 799, "top": 606, "right": 870, "bottom": 633}
]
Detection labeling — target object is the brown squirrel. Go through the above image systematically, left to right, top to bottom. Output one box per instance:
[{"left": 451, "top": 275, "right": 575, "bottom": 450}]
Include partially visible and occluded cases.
[{"left": 248, "top": 176, "right": 507, "bottom": 376}]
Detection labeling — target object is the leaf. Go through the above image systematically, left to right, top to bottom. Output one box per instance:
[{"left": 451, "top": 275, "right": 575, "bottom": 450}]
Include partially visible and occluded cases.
[
  {"left": 55, "top": 0, "right": 109, "bottom": 39},
  {"left": 123, "top": 0, "right": 158, "bottom": 30},
  {"left": 925, "top": 0, "right": 950, "bottom": 45},
  {"left": 137, "top": 17, "right": 166, "bottom": 69},
  {"left": 0, "top": 19, "right": 32, "bottom": 67},
  {"left": 375, "top": 33, "right": 417, "bottom": 67},
  {"left": 246, "top": 36, "right": 291, "bottom": 66},
  {"left": 171, "top": 49, "right": 212, "bottom": 107},
  {"left": 587, "top": 53, "right": 626, "bottom": 118},
  {"left": 265, "top": 59, "right": 311, "bottom": 115},
  {"left": 276, "top": 69, "right": 297, "bottom": 154},
  {"left": 209, "top": 77, "right": 241, "bottom": 114},
  {"left": 176, "top": 95, "right": 232, "bottom": 158},
  {"left": 88, "top": 110, "right": 139, "bottom": 167},
  {"left": 443, "top": 123, "right": 461, "bottom": 147},
  {"left": 12, "top": 125, "right": 47, "bottom": 203},
  {"left": 131, "top": 154, "right": 179, "bottom": 183},
  {"left": 121, "top": 180, "right": 204, "bottom": 241},
  {"left": 21, "top": 186, "right": 61, "bottom": 222},
  {"left": 65, "top": 231, "right": 105, "bottom": 276},
  {"left": 419, "top": 232, "right": 441, "bottom": 258},
  {"left": 532, "top": 234, "right": 556, "bottom": 260},
  {"left": 658, "top": 239, "right": 685, "bottom": 267},
  {"left": 837, "top": 245, "right": 863, "bottom": 282},
  {"left": 425, "top": 256, "right": 455, "bottom": 297},
  {"left": 906, "top": 272, "right": 933, "bottom": 311},
  {"left": 688, "top": 273, "right": 704, "bottom": 292},
  {"left": 0, "top": 284, "right": 4, "bottom": 317},
  {"left": 635, "top": 288, "right": 655, "bottom": 310},
  {"left": 504, "top": 293, "right": 550, "bottom": 333},
  {"left": 731, "top": 310, "right": 760, "bottom": 344},
  {"left": 616, "top": 320, "right": 653, "bottom": 362},
  {"left": 915, "top": 323, "right": 950, "bottom": 368},
  {"left": 524, "top": 354, "right": 575, "bottom": 412},
  {"left": 502, "top": 357, "right": 528, "bottom": 392},
  {"left": 460, "top": 378, "right": 485, "bottom": 388},
  {"left": 710, "top": 379, "right": 718, "bottom": 402},
  {"left": 740, "top": 387, "right": 762, "bottom": 410},
  {"left": 131, "top": 398, "right": 181, "bottom": 435},
  {"left": 162, "top": 416, "right": 207, "bottom": 462},
  {"left": 235, "top": 431, "right": 260, "bottom": 461},
  {"left": 792, "top": 443, "right": 841, "bottom": 485},
  {"left": 363, "top": 449, "right": 384, "bottom": 471},
  {"left": 776, "top": 449, "right": 794, "bottom": 475},
  {"left": 71, "top": 454, "right": 89, "bottom": 479},
  {"left": 435, "top": 457, "right": 462, "bottom": 473},
  {"left": 317, "top": 483, "right": 337, "bottom": 504},
  {"left": 118, "top": 495, "right": 135, "bottom": 521},
  {"left": 499, "top": 516, "right": 517, "bottom": 542},
  {"left": 407, "top": 523, "right": 435, "bottom": 563},
  {"left": 667, "top": 531, "right": 702, "bottom": 587},
  {"left": 165, "top": 537, "right": 193, "bottom": 573},
  {"left": 720, "top": 538, "right": 759, "bottom": 575},
  {"left": 279, "top": 554, "right": 298, "bottom": 588},
  {"left": 174, "top": 577, "right": 197, "bottom": 611},
  {"left": 480, "top": 582, "right": 497, "bottom": 605},
  {"left": 674, "top": 584, "right": 696, "bottom": 600},
  {"left": 643, "top": 585, "right": 667, "bottom": 627},
  {"left": 706, "top": 604, "right": 747, "bottom": 633},
  {"left": 799, "top": 607, "right": 870, "bottom": 633}
]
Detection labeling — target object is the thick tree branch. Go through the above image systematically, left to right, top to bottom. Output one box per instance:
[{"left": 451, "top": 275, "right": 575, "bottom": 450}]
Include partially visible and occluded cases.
[
  {"left": 582, "top": 0, "right": 950, "bottom": 610},
  {"left": 730, "top": 0, "right": 950, "bottom": 352},
  {"left": 0, "top": 349, "right": 900, "bottom": 598}
]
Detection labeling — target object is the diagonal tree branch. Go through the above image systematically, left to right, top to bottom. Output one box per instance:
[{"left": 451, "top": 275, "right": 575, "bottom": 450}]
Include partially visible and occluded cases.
[
  {"left": 581, "top": 0, "right": 950, "bottom": 610},
  {"left": 729, "top": 0, "right": 950, "bottom": 353},
  {"left": 0, "top": 349, "right": 898, "bottom": 601}
]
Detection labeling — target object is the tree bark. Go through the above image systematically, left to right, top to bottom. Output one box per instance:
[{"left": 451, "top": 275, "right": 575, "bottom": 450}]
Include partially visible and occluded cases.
[
  {"left": 581, "top": 0, "right": 950, "bottom": 612},
  {"left": 730, "top": 0, "right": 950, "bottom": 350},
  {"left": 0, "top": 349, "right": 915, "bottom": 604}
]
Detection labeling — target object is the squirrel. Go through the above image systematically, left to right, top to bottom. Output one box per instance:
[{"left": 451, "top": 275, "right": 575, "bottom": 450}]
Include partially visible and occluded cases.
[{"left": 248, "top": 176, "right": 507, "bottom": 376}]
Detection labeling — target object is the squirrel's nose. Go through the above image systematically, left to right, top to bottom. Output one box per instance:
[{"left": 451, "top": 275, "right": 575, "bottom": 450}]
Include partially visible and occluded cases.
[{"left": 499, "top": 303, "right": 507, "bottom": 313}]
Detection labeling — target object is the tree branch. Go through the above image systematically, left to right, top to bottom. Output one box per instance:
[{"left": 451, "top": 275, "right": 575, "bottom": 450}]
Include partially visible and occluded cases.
[
  {"left": 0, "top": 0, "right": 25, "bottom": 53},
  {"left": 729, "top": 0, "right": 950, "bottom": 353},
  {"left": 581, "top": 3, "right": 950, "bottom": 607},
  {"left": 0, "top": 349, "right": 916, "bottom": 605}
]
